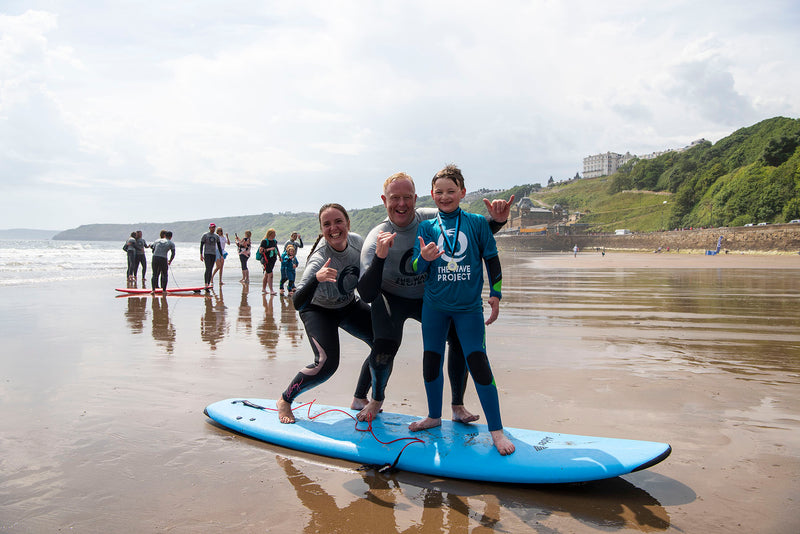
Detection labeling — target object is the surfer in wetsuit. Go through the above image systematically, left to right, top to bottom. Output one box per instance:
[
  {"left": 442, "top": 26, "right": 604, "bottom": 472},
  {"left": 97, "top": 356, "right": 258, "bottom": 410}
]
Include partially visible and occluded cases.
[
  {"left": 411, "top": 164, "right": 515, "bottom": 455},
  {"left": 353, "top": 172, "right": 513, "bottom": 423},
  {"left": 276, "top": 204, "right": 373, "bottom": 424},
  {"left": 200, "top": 223, "right": 222, "bottom": 290},
  {"left": 134, "top": 230, "right": 149, "bottom": 286},
  {"left": 151, "top": 230, "right": 176, "bottom": 292},
  {"left": 124, "top": 231, "right": 137, "bottom": 282},
  {"left": 280, "top": 232, "right": 303, "bottom": 291}
]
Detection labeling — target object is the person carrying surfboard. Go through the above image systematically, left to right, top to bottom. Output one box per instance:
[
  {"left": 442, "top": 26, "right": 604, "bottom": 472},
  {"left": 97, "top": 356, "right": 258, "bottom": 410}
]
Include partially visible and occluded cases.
[
  {"left": 410, "top": 164, "right": 515, "bottom": 456},
  {"left": 354, "top": 172, "right": 513, "bottom": 424},
  {"left": 276, "top": 203, "right": 373, "bottom": 424}
]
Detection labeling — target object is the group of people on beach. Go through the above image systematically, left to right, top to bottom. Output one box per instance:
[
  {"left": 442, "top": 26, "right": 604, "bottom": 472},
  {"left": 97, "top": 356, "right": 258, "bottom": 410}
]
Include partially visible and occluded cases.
[
  {"left": 276, "top": 164, "right": 517, "bottom": 455},
  {"left": 199, "top": 225, "right": 302, "bottom": 295},
  {"left": 123, "top": 229, "right": 176, "bottom": 293}
]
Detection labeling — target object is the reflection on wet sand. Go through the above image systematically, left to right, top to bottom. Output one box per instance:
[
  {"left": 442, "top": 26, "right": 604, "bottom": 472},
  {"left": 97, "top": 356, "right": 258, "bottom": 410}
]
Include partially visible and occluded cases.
[
  {"left": 236, "top": 284, "right": 252, "bottom": 336},
  {"left": 200, "top": 290, "right": 228, "bottom": 351},
  {"left": 257, "top": 293, "right": 279, "bottom": 356},
  {"left": 279, "top": 293, "right": 304, "bottom": 347},
  {"left": 150, "top": 295, "right": 175, "bottom": 353},
  {"left": 124, "top": 296, "right": 147, "bottom": 334},
  {"left": 276, "top": 453, "right": 687, "bottom": 532}
]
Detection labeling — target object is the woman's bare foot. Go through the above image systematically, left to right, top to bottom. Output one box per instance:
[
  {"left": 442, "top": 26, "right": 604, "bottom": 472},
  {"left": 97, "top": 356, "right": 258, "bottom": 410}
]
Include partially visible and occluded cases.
[
  {"left": 350, "top": 397, "right": 368, "bottom": 411},
  {"left": 277, "top": 398, "right": 295, "bottom": 424},
  {"left": 356, "top": 400, "right": 383, "bottom": 422},
  {"left": 451, "top": 404, "right": 480, "bottom": 424},
  {"left": 408, "top": 417, "right": 442, "bottom": 432},
  {"left": 491, "top": 429, "right": 515, "bottom": 456}
]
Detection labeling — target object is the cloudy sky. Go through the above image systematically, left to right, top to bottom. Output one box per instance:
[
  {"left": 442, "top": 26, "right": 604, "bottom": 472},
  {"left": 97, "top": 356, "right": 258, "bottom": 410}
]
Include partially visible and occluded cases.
[{"left": 1, "top": 1, "right": 798, "bottom": 231}]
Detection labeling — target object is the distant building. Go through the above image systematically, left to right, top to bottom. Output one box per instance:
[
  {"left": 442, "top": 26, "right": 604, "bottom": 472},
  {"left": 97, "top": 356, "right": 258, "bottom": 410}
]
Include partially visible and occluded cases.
[
  {"left": 583, "top": 138, "right": 708, "bottom": 177},
  {"left": 583, "top": 152, "right": 632, "bottom": 179}
]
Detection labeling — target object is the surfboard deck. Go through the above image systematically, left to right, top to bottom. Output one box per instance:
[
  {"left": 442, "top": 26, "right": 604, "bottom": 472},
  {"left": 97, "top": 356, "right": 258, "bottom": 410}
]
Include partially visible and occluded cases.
[
  {"left": 115, "top": 286, "right": 210, "bottom": 294},
  {"left": 204, "top": 398, "right": 671, "bottom": 484}
]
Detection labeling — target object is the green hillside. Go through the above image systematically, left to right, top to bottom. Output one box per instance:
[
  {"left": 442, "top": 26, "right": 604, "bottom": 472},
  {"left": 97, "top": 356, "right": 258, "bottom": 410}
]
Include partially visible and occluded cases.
[{"left": 536, "top": 116, "right": 800, "bottom": 232}]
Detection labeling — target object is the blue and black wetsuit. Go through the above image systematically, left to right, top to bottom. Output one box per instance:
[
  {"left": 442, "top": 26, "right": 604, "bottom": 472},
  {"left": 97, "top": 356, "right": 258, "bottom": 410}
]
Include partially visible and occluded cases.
[{"left": 412, "top": 208, "right": 505, "bottom": 431}]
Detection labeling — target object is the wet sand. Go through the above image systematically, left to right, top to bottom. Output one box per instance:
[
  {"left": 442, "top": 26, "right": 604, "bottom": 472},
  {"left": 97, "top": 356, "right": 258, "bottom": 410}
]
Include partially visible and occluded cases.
[{"left": 1, "top": 252, "right": 798, "bottom": 533}]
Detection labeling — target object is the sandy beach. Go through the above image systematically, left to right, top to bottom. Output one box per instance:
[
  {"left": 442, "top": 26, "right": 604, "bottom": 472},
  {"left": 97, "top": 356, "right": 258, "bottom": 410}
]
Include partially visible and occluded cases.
[{"left": 1, "top": 251, "right": 798, "bottom": 533}]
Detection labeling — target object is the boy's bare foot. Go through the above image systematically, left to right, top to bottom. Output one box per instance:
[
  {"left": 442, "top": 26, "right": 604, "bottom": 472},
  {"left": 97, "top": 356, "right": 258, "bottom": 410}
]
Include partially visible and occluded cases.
[
  {"left": 350, "top": 397, "right": 368, "bottom": 411},
  {"left": 277, "top": 398, "right": 295, "bottom": 424},
  {"left": 356, "top": 400, "right": 383, "bottom": 422},
  {"left": 451, "top": 404, "right": 480, "bottom": 423},
  {"left": 408, "top": 417, "right": 442, "bottom": 432},
  {"left": 491, "top": 429, "right": 515, "bottom": 455}
]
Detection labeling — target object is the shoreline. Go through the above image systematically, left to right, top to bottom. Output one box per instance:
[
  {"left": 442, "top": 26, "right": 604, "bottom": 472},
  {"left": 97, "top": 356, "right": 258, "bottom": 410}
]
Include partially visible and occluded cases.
[{"left": 511, "top": 250, "right": 800, "bottom": 269}]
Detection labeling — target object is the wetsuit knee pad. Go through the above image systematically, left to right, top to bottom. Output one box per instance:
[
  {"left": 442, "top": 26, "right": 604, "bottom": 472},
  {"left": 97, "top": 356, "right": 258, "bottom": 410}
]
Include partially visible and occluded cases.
[
  {"left": 371, "top": 339, "right": 399, "bottom": 368},
  {"left": 422, "top": 351, "right": 443, "bottom": 383},
  {"left": 466, "top": 351, "right": 494, "bottom": 386}
]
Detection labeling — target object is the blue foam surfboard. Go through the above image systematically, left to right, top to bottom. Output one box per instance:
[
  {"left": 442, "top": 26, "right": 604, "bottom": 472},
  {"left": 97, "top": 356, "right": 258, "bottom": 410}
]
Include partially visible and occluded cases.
[{"left": 204, "top": 398, "right": 671, "bottom": 484}]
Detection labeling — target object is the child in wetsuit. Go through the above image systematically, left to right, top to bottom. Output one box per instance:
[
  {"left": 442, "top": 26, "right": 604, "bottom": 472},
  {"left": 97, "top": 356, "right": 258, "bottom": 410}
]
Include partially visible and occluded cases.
[
  {"left": 410, "top": 164, "right": 515, "bottom": 456},
  {"left": 280, "top": 244, "right": 299, "bottom": 293}
]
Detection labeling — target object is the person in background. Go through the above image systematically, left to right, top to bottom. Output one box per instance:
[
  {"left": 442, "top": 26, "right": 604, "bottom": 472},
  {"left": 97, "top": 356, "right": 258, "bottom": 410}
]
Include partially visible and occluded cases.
[
  {"left": 200, "top": 223, "right": 222, "bottom": 291},
  {"left": 211, "top": 227, "right": 230, "bottom": 286},
  {"left": 259, "top": 229, "right": 279, "bottom": 295},
  {"left": 134, "top": 230, "right": 149, "bottom": 287},
  {"left": 151, "top": 230, "right": 176, "bottom": 293},
  {"left": 235, "top": 230, "right": 252, "bottom": 284},
  {"left": 124, "top": 231, "right": 137, "bottom": 282},
  {"left": 280, "top": 232, "right": 303, "bottom": 292},
  {"left": 283, "top": 232, "right": 303, "bottom": 253},
  {"left": 280, "top": 244, "right": 299, "bottom": 294}
]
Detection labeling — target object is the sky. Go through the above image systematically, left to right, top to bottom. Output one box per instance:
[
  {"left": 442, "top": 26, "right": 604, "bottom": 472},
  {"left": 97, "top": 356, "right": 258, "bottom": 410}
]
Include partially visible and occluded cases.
[{"left": 1, "top": 1, "right": 799, "bottom": 231}]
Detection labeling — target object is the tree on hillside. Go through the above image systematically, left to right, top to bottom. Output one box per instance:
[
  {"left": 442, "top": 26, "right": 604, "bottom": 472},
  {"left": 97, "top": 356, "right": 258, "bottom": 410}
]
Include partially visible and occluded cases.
[{"left": 762, "top": 134, "right": 800, "bottom": 166}]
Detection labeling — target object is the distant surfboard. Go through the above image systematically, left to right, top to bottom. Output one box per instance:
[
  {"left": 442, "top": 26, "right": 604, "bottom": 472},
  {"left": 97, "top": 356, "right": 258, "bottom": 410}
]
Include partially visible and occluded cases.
[
  {"left": 115, "top": 286, "right": 209, "bottom": 295},
  {"left": 204, "top": 398, "right": 671, "bottom": 484}
]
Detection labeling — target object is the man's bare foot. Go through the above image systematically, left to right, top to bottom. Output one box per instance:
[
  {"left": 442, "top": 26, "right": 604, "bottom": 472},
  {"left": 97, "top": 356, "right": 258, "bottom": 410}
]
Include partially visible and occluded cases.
[
  {"left": 350, "top": 397, "right": 368, "bottom": 411},
  {"left": 277, "top": 398, "right": 295, "bottom": 424},
  {"left": 356, "top": 399, "right": 383, "bottom": 422},
  {"left": 451, "top": 404, "right": 480, "bottom": 424},
  {"left": 408, "top": 417, "right": 442, "bottom": 432},
  {"left": 491, "top": 429, "right": 515, "bottom": 456}
]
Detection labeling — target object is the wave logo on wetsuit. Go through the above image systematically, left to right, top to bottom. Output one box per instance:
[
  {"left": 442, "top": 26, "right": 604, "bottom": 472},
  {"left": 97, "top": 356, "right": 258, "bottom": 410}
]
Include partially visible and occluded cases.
[
  {"left": 436, "top": 229, "right": 468, "bottom": 264},
  {"left": 337, "top": 265, "right": 360, "bottom": 296}
]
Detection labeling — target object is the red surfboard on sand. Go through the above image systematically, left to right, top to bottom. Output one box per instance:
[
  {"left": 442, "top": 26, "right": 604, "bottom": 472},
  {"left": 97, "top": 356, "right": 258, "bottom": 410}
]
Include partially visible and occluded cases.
[{"left": 115, "top": 286, "right": 210, "bottom": 295}]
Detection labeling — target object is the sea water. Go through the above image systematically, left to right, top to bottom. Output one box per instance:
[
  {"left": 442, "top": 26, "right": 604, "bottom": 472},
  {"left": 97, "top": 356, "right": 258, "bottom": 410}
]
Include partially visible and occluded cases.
[{"left": 0, "top": 239, "right": 311, "bottom": 287}]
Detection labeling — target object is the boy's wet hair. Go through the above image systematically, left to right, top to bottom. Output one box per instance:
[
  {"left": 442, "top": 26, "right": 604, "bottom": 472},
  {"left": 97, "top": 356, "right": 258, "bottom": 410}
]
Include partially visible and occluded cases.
[{"left": 431, "top": 164, "right": 465, "bottom": 190}]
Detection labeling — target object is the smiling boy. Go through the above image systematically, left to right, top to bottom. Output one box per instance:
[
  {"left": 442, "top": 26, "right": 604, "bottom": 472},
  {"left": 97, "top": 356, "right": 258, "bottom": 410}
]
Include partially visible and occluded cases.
[{"left": 410, "top": 164, "right": 515, "bottom": 456}]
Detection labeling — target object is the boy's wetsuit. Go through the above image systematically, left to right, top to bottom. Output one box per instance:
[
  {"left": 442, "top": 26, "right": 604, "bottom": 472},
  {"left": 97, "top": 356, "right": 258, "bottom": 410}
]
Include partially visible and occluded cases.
[{"left": 412, "top": 208, "right": 504, "bottom": 431}]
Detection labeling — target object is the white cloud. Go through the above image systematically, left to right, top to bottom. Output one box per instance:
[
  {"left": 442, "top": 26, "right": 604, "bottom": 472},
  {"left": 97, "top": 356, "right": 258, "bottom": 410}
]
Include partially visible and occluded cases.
[{"left": 0, "top": 1, "right": 798, "bottom": 229}]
